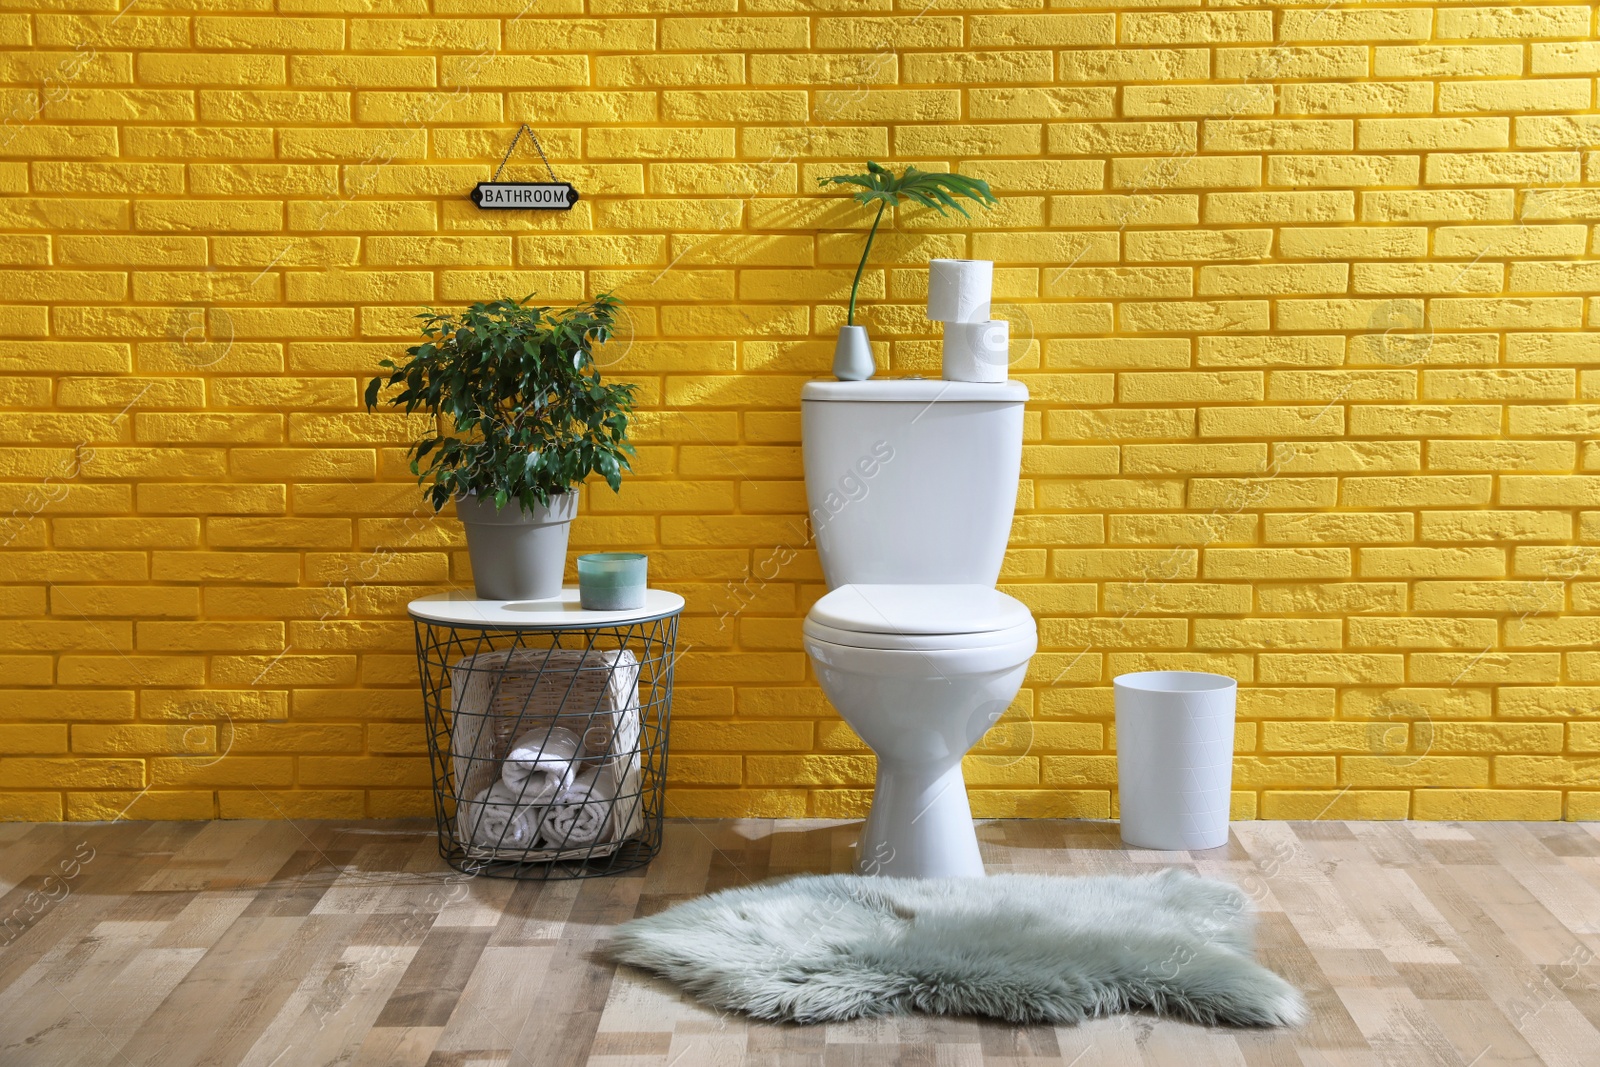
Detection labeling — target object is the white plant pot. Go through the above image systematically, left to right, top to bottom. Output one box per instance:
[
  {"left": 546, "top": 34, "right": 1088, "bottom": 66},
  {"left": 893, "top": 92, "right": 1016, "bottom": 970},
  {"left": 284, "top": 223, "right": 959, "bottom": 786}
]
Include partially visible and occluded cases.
[
  {"left": 832, "top": 325, "right": 875, "bottom": 381},
  {"left": 455, "top": 491, "right": 577, "bottom": 601},
  {"left": 1114, "top": 671, "right": 1237, "bottom": 851}
]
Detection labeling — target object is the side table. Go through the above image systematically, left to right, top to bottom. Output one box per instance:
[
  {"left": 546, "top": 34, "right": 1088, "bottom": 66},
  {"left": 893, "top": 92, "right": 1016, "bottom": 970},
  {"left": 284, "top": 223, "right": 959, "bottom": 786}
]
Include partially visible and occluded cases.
[{"left": 409, "top": 587, "right": 684, "bottom": 880}]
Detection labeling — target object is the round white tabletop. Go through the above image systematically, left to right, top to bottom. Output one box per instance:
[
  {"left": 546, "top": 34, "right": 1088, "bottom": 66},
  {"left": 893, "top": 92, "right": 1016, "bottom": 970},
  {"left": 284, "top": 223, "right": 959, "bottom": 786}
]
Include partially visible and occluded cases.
[{"left": 408, "top": 587, "right": 685, "bottom": 629}]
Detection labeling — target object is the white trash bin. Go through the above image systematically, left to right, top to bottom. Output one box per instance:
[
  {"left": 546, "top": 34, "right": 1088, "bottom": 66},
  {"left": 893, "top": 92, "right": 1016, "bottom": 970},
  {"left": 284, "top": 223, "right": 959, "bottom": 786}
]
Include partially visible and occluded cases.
[{"left": 1114, "top": 671, "right": 1237, "bottom": 851}]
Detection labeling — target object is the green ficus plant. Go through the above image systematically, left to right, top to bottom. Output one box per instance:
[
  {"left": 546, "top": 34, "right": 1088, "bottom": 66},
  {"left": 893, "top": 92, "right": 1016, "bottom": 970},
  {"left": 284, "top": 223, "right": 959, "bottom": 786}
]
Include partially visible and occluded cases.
[
  {"left": 817, "top": 161, "right": 998, "bottom": 327},
  {"left": 364, "top": 294, "right": 637, "bottom": 515}
]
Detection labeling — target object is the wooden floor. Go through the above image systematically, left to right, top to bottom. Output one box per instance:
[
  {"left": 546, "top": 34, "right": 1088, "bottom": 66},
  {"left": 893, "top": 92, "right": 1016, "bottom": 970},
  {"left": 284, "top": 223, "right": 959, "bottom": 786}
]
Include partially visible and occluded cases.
[{"left": 2, "top": 818, "right": 1599, "bottom": 1066}]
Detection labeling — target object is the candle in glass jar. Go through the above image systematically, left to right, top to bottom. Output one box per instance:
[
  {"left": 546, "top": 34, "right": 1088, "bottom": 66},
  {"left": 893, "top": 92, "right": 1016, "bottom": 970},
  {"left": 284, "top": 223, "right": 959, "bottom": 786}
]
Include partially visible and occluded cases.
[{"left": 577, "top": 553, "right": 647, "bottom": 610}]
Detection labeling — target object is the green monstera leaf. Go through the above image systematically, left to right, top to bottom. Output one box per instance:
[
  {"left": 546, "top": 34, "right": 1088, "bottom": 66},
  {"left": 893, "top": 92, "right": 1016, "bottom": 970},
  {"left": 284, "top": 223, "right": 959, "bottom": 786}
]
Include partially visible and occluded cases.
[{"left": 817, "top": 162, "right": 998, "bottom": 326}]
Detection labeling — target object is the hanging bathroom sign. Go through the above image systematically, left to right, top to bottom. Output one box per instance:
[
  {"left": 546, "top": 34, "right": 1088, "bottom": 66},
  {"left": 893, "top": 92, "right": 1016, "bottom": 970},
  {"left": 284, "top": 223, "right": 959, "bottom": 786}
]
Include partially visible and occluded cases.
[
  {"left": 472, "top": 124, "right": 578, "bottom": 211},
  {"left": 471, "top": 181, "right": 578, "bottom": 210}
]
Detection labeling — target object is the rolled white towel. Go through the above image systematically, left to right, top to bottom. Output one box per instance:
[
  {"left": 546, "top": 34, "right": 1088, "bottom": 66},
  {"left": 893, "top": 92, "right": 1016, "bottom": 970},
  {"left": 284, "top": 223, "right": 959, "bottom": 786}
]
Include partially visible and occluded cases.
[
  {"left": 501, "top": 725, "right": 581, "bottom": 804},
  {"left": 540, "top": 770, "right": 615, "bottom": 850},
  {"left": 458, "top": 781, "right": 538, "bottom": 850}
]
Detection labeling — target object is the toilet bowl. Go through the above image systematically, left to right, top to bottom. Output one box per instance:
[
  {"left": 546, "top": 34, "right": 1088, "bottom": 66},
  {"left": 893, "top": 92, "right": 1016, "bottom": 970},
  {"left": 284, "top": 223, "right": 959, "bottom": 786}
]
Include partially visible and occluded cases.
[
  {"left": 802, "top": 378, "right": 1034, "bottom": 879},
  {"left": 804, "top": 584, "right": 1036, "bottom": 878}
]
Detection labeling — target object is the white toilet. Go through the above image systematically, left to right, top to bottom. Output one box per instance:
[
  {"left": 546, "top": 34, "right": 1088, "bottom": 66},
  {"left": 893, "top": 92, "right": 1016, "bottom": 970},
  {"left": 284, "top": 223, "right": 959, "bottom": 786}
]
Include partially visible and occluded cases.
[{"left": 801, "top": 378, "right": 1037, "bottom": 878}]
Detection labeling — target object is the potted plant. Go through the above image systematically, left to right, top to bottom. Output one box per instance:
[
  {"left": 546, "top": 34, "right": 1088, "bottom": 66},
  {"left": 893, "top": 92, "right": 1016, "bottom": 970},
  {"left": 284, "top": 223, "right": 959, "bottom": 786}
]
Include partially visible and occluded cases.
[
  {"left": 817, "top": 161, "right": 998, "bottom": 381},
  {"left": 365, "top": 294, "right": 637, "bottom": 601}
]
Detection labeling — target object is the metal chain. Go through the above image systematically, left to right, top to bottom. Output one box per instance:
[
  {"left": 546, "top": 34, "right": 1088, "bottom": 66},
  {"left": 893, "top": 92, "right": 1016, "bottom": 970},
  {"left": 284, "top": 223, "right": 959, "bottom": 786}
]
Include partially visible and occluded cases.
[{"left": 492, "top": 124, "right": 560, "bottom": 183}]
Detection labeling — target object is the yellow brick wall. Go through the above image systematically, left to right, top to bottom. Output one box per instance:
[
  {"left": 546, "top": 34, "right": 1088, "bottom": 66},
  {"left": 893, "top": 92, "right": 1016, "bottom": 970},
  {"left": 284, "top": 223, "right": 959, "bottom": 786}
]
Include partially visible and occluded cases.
[{"left": 3, "top": 1, "right": 1599, "bottom": 823}]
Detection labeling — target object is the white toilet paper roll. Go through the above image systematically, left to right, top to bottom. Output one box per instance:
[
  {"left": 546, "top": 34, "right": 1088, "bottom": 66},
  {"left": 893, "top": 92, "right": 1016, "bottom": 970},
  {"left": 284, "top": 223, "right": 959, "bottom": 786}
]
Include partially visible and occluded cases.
[
  {"left": 927, "top": 259, "right": 993, "bottom": 323},
  {"left": 941, "top": 319, "right": 1010, "bottom": 383}
]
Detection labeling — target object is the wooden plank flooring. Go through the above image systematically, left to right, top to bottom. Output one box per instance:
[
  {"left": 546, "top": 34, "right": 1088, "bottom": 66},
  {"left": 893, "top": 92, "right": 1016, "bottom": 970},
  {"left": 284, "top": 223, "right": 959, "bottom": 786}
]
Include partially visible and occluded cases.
[{"left": 2, "top": 817, "right": 1599, "bottom": 1066}]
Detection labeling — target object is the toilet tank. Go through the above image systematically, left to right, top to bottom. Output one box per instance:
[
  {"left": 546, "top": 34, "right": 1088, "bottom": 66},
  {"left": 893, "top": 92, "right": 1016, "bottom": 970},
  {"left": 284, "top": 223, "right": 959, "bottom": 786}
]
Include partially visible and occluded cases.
[{"left": 801, "top": 378, "right": 1028, "bottom": 588}]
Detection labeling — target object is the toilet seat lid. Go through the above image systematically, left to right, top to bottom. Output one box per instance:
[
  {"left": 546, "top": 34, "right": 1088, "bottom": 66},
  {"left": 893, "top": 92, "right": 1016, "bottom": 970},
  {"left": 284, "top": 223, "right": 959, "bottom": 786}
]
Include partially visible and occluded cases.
[{"left": 808, "top": 584, "right": 1032, "bottom": 637}]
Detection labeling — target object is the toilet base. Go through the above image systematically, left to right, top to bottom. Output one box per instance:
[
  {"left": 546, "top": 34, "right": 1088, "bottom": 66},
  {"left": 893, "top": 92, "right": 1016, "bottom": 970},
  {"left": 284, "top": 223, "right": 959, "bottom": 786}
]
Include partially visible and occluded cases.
[{"left": 856, "top": 761, "right": 985, "bottom": 878}]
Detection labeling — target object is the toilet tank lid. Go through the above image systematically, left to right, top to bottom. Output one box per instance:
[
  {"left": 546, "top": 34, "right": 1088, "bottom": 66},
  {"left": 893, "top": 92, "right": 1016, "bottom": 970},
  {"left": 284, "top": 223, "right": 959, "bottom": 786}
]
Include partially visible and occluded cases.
[
  {"left": 802, "top": 379, "right": 1028, "bottom": 403},
  {"left": 810, "top": 584, "right": 1033, "bottom": 636}
]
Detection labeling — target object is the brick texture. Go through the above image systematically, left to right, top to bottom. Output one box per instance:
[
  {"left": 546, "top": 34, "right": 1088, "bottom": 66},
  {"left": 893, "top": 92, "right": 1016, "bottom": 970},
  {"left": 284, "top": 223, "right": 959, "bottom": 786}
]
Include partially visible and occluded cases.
[{"left": 3, "top": 3, "right": 1600, "bottom": 823}]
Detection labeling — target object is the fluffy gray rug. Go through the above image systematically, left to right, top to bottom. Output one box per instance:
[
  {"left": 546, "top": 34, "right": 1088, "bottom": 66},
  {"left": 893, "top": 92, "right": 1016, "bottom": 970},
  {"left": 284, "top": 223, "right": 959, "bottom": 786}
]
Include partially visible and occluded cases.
[{"left": 609, "top": 868, "right": 1306, "bottom": 1027}]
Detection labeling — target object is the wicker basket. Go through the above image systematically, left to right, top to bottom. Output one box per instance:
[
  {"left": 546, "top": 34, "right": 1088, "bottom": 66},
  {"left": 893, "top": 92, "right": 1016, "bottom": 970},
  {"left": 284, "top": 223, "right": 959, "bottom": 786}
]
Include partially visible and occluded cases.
[{"left": 448, "top": 647, "right": 644, "bottom": 863}]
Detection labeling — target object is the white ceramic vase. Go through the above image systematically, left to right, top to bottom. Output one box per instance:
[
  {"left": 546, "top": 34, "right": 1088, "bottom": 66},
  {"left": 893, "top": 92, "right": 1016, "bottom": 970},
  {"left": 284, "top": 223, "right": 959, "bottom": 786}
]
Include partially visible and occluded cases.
[{"left": 832, "top": 325, "right": 874, "bottom": 381}]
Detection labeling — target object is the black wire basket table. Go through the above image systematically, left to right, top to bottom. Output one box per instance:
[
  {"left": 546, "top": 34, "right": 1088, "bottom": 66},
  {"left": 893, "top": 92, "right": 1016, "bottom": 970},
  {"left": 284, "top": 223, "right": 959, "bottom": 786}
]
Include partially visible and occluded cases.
[{"left": 409, "top": 589, "right": 683, "bottom": 880}]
